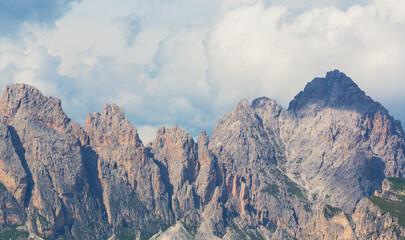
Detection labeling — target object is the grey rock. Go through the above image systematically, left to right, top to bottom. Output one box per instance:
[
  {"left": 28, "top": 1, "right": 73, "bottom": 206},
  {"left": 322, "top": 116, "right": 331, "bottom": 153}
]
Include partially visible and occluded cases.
[
  {"left": 0, "top": 70, "right": 404, "bottom": 240},
  {"left": 283, "top": 70, "right": 405, "bottom": 212},
  {"left": 0, "top": 84, "right": 108, "bottom": 239},
  {"left": 83, "top": 103, "right": 173, "bottom": 236},
  {"left": 0, "top": 117, "right": 27, "bottom": 208},
  {"left": 150, "top": 126, "right": 199, "bottom": 220},
  {"left": 302, "top": 178, "right": 405, "bottom": 239},
  {"left": 0, "top": 183, "right": 26, "bottom": 227}
]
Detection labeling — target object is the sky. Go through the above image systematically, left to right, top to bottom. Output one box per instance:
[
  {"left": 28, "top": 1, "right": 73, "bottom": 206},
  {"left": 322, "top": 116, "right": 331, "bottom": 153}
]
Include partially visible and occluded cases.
[{"left": 0, "top": 0, "right": 404, "bottom": 143}]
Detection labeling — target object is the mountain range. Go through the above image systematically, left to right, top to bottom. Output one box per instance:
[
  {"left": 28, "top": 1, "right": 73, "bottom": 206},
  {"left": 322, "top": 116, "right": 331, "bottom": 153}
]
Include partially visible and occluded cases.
[{"left": 0, "top": 70, "right": 404, "bottom": 239}]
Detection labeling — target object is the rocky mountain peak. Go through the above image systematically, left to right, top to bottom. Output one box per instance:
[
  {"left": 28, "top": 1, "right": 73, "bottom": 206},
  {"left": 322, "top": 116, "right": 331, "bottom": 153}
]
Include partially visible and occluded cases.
[
  {"left": 288, "top": 69, "right": 383, "bottom": 115},
  {"left": 325, "top": 69, "right": 349, "bottom": 79},
  {"left": 0, "top": 83, "right": 67, "bottom": 125},
  {"left": 0, "top": 83, "right": 88, "bottom": 144},
  {"left": 251, "top": 96, "right": 285, "bottom": 127},
  {"left": 251, "top": 97, "right": 278, "bottom": 109},
  {"left": 236, "top": 99, "right": 250, "bottom": 110},
  {"left": 84, "top": 102, "right": 142, "bottom": 149},
  {"left": 102, "top": 103, "right": 126, "bottom": 121},
  {"left": 151, "top": 126, "right": 197, "bottom": 172},
  {"left": 152, "top": 126, "right": 196, "bottom": 160},
  {"left": 198, "top": 130, "right": 209, "bottom": 147}
]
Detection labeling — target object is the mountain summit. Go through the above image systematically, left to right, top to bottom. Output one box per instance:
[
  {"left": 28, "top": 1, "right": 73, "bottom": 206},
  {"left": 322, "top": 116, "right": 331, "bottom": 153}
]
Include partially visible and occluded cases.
[
  {"left": 289, "top": 70, "right": 383, "bottom": 114},
  {"left": 0, "top": 71, "right": 404, "bottom": 239}
]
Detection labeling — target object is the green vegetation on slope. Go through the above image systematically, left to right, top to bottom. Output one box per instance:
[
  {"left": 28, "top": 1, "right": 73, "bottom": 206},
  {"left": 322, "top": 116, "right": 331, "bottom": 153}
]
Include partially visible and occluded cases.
[
  {"left": 273, "top": 169, "right": 307, "bottom": 200},
  {"left": 282, "top": 175, "right": 306, "bottom": 199},
  {"left": 368, "top": 178, "right": 405, "bottom": 227},
  {"left": 387, "top": 178, "right": 405, "bottom": 191},
  {"left": 0, "top": 183, "right": 7, "bottom": 194},
  {"left": 261, "top": 184, "right": 279, "bottom": 197},
  {"left": 369, "top": 194, "right": 405, "bottom": 227},
  {"left": 323, "top": 205, "right": 342, "bottom": 220},
  {"left": 183, "top": 223, "right": 198, "bottom": 237},
  {"left": 0, "top": 225, "right": 29, "bottom": 240}
]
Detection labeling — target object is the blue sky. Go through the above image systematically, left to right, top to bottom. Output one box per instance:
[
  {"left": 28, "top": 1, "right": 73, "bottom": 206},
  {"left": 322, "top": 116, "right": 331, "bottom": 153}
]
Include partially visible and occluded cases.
[{"left": 0, "top": 0, "right": 404, "bottom": 143}]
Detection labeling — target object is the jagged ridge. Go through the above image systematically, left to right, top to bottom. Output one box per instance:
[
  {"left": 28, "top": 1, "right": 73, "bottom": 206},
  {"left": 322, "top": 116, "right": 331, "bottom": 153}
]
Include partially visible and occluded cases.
[{"left": 0, "top": 70, "right": 404, "bottom": 239}]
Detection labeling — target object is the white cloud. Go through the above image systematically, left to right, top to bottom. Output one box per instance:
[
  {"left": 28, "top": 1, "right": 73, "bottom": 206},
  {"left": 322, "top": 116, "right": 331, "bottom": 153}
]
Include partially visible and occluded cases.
[
  {"left": 1, "top": 0, "right": 405, "bottom": 137},
  {"left": 206, "top": 0, "right": 405, "bottom": 117},
  {"left": 124, "top": 15, "right": 143, "bottom": 46},
  {"left": 0, "top": 46, "right": 66, "bottom": 96},
  {"left": 137, "top": 125, "right": 159, "bottom": 144}
]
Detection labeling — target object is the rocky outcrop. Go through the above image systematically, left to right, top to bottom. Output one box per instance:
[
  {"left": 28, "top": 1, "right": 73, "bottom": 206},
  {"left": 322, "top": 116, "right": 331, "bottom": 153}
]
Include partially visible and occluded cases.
[
  {"left": 0, "top": 70, "right": 404, "bottom": 240},
  {"left": 284, "top": 70, "right": 405, "bottom": 212},
  {"left": 0, "top": 84, "right": 107, "bottom": 239},
  {"left": 0, "top": 84, "right": 88, "bottom": 145},
  {"left": 208, "top": 97, "right": 312, "bottom": 238},
  {"left": 83, "top": 103, "right": 173, "bottom": 237},
  {"left": 0, "top": 118, "right": 27, "bottom": 209},
  {"left": 150, "top": 126, "right": 199, "bottom": 220},
  {"left": 195, "top": 130, "right": 218, "bottom": 206},
  {"left": 303, "top": 178, "right": 405, "bottom": 239},
  {"left": 0, "top": 183, "right": 25, "bottom": 228}
]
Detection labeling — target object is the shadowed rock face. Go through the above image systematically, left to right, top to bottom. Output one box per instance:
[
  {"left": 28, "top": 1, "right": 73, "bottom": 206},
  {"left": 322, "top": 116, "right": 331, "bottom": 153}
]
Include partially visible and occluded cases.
[
  {"left": 0, "top": 70, "right": 404, "bottom": 239},
  {"left": 289, "top": 70, "right": 382, "bottom": 114},
  {"left": 0, "top": 84, "right": 108, "bottom": 239},
  {"left": 0, "top": 120, "right": 27, "bottom": 209}
]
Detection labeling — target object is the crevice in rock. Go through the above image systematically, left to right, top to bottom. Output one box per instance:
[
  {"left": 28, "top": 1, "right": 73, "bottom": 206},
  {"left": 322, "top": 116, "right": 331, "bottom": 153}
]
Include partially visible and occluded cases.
[
  {"left": 8, "top": 126, "right": 34, "bottom": 208},
  {"left": 81, "top": 146, "right": 108, "bottom": 221},
  {"left": 147, "top": 149, "right": 174, "bottom": 214},
  {"left": 54, "top": 201, "right": 71, "bottom": 237}
]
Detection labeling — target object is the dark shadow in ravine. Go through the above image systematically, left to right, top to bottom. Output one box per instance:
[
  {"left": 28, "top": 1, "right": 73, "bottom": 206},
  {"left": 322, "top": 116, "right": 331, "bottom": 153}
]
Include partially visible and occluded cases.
[
  {"left": 8, "top": 126, "right": 34, "bottom": 209},
  {"left": 81, "top": 146, "right": 108, "bottom": 220},
  {"left": 147, "top": 148, "right": 175, "bottom": 216}
]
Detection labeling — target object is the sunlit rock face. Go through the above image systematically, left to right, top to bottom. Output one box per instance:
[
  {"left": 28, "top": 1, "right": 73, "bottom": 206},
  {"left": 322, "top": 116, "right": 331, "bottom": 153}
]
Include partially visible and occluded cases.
[
  {"left": 0, "top": 70, "right": 404, "bottom": 239},
  {"left": 285, "top": 70, "right": 405, "bottom": 212},
  {"left": 0, "top": 84, "right": 107, "bottom": 239}
]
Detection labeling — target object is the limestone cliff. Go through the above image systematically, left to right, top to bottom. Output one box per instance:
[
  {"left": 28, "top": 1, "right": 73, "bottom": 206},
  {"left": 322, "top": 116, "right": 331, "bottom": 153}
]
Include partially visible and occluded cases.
[{"left": 0, "top": 70, "right": 404, "bottom": 239}]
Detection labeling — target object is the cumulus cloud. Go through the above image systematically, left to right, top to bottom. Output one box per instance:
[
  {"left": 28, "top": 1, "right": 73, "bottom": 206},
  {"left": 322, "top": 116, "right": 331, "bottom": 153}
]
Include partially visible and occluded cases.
[
  {"left": 0, "top": 0, "right": 80, "bottom": 38},
  {"left": 1, "top": 0, "right": 405, "bottom": 138},
  {"left": 206, "top": 0, "right": 405, "bottom": 110},
  {"left": 124, "top": 15, "right": 143, "bottom": 46},
  {"left": 0, "top": 46, "right": 65, "bottom": 96},
  {"left": 0, "top": 46, "right": 85, "bottom": 123},
  {"left": 137, "top": 125, "right": 159, "bottom": 145}
]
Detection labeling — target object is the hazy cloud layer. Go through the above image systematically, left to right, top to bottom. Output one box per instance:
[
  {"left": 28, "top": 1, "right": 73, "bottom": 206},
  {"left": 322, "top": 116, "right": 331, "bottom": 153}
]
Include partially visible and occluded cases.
[
  {"left": 0, "top": 0, "right": 404, "bottom": 143},
  {"left": 0, "top": 0, "right": 80, "bottom": 38}
]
